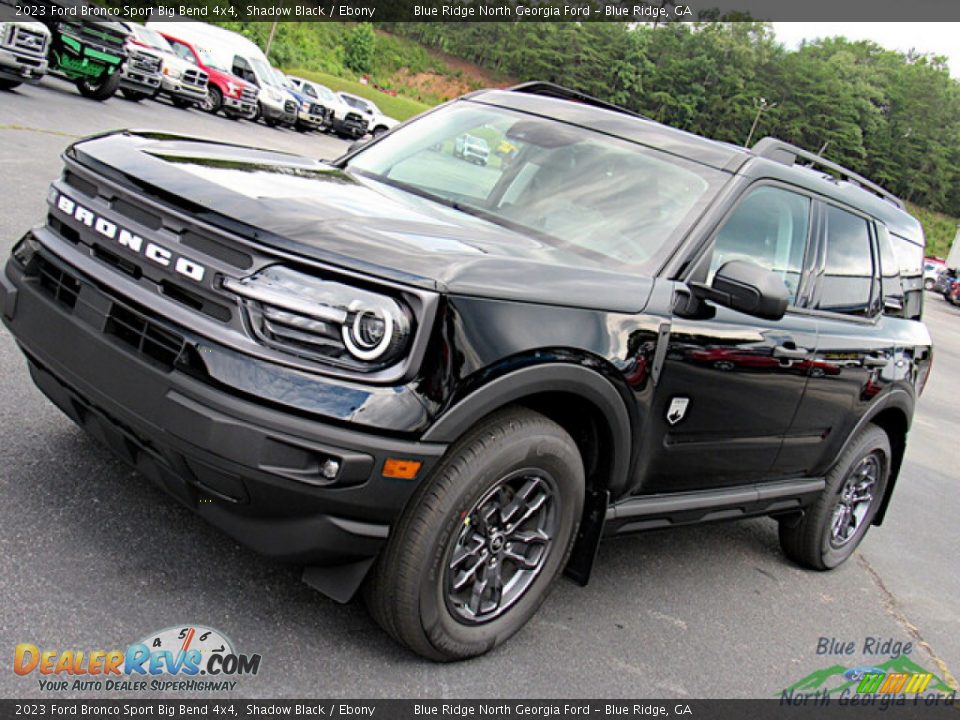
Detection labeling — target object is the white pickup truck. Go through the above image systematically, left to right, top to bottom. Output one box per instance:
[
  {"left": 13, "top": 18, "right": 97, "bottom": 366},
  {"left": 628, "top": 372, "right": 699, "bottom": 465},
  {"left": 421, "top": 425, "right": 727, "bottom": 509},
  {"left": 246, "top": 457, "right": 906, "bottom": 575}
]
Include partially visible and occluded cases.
[{"left": 0, "top": 19, "right": 51, "bottom": 89}]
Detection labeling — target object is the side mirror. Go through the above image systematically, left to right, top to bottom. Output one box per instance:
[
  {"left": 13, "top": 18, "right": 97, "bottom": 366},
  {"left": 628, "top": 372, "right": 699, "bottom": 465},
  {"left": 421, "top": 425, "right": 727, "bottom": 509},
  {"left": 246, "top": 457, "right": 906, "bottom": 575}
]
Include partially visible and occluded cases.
[{"left": 690, "top": 260, "right": 789, "bottom": 321}]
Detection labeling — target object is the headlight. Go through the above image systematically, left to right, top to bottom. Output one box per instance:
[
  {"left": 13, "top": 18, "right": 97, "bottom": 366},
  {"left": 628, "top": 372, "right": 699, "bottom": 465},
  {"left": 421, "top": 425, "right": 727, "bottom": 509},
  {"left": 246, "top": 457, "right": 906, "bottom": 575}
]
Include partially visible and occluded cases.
[
  {"left": 164, "top": 65, "right": 182, "bottom": 79},
  {"left": 300, "top": 100, "right": 309, "bottom": 111},
  {"left": 223, "top": 265, "right": 412, "bottom": 369}
]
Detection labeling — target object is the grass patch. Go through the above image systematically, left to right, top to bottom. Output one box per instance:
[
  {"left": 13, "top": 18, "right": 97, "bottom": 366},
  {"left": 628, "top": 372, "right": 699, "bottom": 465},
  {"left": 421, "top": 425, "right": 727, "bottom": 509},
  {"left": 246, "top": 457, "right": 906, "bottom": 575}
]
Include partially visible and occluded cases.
[
  {"left": 286, "top": 69, "right": 433, "bottom": 122},
  {"left": 907, "top": 202, "right": 959, "bottom": 258}
]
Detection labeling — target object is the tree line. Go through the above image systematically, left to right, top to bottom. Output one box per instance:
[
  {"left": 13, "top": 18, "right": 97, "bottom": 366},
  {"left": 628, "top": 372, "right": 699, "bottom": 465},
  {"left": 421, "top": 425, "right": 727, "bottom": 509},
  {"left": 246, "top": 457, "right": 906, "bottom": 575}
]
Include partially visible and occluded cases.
[{"left": 382, "top": 22, "right": 960, "bottom": 218}]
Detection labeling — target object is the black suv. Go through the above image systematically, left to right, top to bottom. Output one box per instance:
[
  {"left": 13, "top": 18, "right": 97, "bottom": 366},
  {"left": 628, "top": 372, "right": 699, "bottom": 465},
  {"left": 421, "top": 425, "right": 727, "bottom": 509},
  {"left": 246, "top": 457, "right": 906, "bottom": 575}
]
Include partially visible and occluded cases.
[{"left": 0, "top": 83, "right": 933, "bottom": 661}]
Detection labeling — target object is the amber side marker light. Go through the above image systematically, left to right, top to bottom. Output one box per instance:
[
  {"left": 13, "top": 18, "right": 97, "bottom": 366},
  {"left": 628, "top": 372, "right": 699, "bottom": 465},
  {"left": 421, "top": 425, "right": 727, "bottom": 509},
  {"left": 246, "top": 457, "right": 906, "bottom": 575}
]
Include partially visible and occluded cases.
[{"left": 383, "top": 458, "right": 422, "bottom": 480}]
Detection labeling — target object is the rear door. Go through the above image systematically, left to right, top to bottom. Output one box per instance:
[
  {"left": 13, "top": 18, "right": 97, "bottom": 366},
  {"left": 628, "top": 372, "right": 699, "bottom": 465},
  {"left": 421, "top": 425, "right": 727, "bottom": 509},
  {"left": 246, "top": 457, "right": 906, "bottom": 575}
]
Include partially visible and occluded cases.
[
  {"left": 642, "top": 183, "right": 820, "bottom": 493},
  {"left": 780, "top": 203, "right": 904, "bottom": 477}
]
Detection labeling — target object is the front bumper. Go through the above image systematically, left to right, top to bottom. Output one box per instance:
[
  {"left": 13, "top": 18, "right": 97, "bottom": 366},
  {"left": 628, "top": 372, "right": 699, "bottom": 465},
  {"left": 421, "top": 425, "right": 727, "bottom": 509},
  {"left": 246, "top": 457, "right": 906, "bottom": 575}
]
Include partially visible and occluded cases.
[
  {"left": 0, "top": 47, "right": 48, "bottom": 83},
  {"left": 119, "top": 68, "right": 161, "bottom": 94},
  {"left": 161, "top": 76, "right": 207, "bottom": 103},
  {"left": 222, "top": 94, "right": 256, "bottom": 117},
  {"left": 260, "top": 101, "right": 297, "bottom": 126},
  {"left": 297, "top": 109, "right": 326, "bottom": 128},
  {"left": 332, "top": 116, "right": 368, "bottom": 137},
  {"left": 1, "top": 243, "right": 447, "bottom": 567}
]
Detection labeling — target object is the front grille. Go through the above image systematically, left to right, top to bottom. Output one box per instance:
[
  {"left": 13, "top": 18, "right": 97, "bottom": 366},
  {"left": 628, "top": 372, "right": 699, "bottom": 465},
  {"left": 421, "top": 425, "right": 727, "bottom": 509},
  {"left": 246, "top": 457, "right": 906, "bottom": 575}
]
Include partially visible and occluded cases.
[
  {"left": 67, "top": 24, "right": 126, "bottom": 57},
  {"left": 7, "top": 26, "right": 49, "bottom": 56},
  {"left": 129, "top": 50, "right": 161, "bottom": 74},
  {"left": 183, "top": 68, "right": 207, "bottom": 89},
  {"left": 240, "top": 86, "right": 257, "bottom": 103},
  {"left": 284, "top": 99, "right": 296, "bottom": 115},
  {"left": 309, "top": 103, "right": 324, "bottom": 116},
  {"left": 345, "top": 112, "right": 364, "bottom": 125},
  {"left": 32, "top": 251, "right": 187, "bottom": 372},
  {"left": 35, "top": 255, "right": 81, "bottom": 310},
  {"left": 105, "top": 301, "right": 187, "bottom": 371}
]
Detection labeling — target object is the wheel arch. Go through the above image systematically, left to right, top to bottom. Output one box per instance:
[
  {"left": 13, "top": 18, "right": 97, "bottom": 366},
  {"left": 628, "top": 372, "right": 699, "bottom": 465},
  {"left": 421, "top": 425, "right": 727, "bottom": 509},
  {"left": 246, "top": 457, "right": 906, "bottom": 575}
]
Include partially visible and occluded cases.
[
  {"left": 422, "top": 363, "right": 633, "bottom": 499},
  {"left": 835, "top": 389, "right": 913, "bottom": 526}
]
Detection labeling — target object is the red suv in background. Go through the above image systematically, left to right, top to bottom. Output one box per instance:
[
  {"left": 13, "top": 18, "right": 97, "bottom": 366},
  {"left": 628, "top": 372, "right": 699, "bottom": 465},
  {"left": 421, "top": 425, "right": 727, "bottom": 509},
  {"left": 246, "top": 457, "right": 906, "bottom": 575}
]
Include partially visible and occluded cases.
[{"left": 155, "top": 30, "right": 258, "bottom": 120}]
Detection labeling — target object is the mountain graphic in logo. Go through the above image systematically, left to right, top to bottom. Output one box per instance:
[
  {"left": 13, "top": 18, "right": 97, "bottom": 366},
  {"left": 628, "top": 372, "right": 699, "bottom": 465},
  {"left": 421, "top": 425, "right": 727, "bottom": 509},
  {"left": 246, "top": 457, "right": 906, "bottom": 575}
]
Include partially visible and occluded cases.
[{"left": 781, "top": 655, "right": 954, "bottom": 696}]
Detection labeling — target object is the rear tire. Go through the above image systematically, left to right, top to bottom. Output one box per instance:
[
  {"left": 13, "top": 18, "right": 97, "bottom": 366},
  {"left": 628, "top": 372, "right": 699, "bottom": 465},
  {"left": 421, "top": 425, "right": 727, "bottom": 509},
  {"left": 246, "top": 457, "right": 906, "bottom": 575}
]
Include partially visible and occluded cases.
[
  {"left": 76, "top": 71, "right": 120, "bottom": 101},
  {"left": 364, "top": 407, "right": 584, "bottom": 661},
  {"left": 779, "top": 424, "right": 890, "bottom": 570}
]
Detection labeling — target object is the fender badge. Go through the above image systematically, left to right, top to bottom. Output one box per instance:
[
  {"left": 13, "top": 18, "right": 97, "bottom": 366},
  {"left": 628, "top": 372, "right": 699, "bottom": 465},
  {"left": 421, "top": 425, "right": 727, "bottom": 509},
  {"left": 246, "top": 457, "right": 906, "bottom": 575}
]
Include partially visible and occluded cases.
[{"left": 667, "top": 397, "right": 690, "bottom": 426}]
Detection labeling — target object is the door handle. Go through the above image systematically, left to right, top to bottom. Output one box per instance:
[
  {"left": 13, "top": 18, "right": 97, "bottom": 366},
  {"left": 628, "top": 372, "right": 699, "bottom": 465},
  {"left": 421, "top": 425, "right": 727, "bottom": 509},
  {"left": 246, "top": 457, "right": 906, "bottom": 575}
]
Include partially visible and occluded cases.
[
  {"left": 773, "top": 345, "right": 810, "bottom": 360},
  {"left": 863, "top": 354, "right": 888, "bottom": 368}
]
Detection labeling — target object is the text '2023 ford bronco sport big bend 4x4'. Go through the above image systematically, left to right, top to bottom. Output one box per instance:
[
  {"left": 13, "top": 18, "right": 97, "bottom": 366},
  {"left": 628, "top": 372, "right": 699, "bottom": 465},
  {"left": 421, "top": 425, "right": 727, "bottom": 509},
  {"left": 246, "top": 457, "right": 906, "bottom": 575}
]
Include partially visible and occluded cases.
[{"left": 1, "top": 82, "right": 932, "bottom": 661}]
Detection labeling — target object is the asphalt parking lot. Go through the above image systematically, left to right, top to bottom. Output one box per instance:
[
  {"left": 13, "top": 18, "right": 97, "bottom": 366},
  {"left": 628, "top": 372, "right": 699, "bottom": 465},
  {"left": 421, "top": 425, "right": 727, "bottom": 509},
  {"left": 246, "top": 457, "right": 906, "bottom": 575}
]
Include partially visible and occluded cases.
[{"left": 1, "top": 77, "right": 958, "bottom": 699}]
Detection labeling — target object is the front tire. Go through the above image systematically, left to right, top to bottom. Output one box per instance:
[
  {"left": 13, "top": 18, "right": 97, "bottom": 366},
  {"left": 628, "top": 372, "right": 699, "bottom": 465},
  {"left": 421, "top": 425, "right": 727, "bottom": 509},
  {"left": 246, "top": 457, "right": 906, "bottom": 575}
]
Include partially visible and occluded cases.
[
  {"left": 76, "top": 71, "right": 120, "bottom": 101},
  {"left": 0, "top": 78, "right": 24, "bottom": 90},
  {"left": 202, "top": 86, "right": 222, "bottom": 114},
  {"left": 121, "top": 89, "right": 146, "bottom": 102},
  {"left": 364, "top": 407, "right": 584, "bottom": 661},
  {"left": 779, "top": 424, "right": 890, "bottom": 570}
]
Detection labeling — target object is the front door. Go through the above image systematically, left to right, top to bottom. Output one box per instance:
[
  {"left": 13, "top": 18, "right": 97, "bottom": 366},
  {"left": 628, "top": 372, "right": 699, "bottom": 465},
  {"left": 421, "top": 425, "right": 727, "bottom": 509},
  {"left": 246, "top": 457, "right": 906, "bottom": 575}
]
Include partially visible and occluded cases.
[{"left": 640, "top": 184, "right": 820, "bottom": 493}]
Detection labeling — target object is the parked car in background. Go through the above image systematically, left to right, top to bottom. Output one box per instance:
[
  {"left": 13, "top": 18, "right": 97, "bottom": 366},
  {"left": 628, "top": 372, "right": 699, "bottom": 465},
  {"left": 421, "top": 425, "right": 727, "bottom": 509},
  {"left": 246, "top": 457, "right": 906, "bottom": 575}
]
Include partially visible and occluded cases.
[
  {"left": 38, "top": 8, "right": 129, "bottom": 100},
  {"left": 0, "top": 18, "right": 51, "bottom": 89},
  {"left": 117, "top": 23, "right": 162, "bottom": 102},
  {"left": 124, "top": 23, "right": 207, "bottom": 108},
  {"left": 158, "top": 23, "right": 295, "bottom": 128},
  {"left": 150, "top": 24, "right": 257, "bottom": 120},
  {"left": 279, "top": 73, "right": 329, "bottom": 132},
  {"left": 287, "top": 77, "right": 367, "bottom": 138},
  {"left": 337, "top": 92, "right": 399, "bottom": 136},
  {"left": 453, "top": 134, "right": 491, "bottom": 165},
  {"left": 923, "top": 256, "right": 945, "bottom": 290},
  {"left": 933, "top": 269, "right": 954, "bottom": 296},
  {"left": 945, "top": 275, "right": 960, "bottom": 306}
]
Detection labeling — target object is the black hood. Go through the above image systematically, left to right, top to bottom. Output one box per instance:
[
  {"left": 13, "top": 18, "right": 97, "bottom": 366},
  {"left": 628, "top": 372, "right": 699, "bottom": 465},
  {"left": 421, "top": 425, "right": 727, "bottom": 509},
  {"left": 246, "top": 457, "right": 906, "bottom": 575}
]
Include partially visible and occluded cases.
[{"left": 68, "top": 131, "right": 654, "bottom": 312}]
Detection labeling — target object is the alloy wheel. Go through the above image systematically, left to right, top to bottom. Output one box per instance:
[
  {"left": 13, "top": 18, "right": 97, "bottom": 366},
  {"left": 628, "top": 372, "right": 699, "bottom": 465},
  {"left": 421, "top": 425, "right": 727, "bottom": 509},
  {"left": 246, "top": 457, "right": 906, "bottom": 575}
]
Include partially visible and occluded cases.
[{"left": 444, "top": 469, "right": 559, "bottom": 624}]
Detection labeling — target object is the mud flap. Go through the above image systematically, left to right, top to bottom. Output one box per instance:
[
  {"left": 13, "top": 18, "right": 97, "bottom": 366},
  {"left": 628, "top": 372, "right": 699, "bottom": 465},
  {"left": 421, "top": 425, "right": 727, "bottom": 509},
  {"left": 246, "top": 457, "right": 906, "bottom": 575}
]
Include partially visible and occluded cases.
[
  {"left": 564, "top": 488, "right": 609, "bottom": 586},
  {"left": 302, "top": 558, "right": 376, "bottom": 604}
]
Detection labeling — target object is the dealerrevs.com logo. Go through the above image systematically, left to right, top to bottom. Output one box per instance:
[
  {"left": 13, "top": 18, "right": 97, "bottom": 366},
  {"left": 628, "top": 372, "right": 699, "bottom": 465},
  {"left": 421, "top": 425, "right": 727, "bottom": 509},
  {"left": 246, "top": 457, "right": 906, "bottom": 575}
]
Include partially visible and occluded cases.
[{"left": 14, "top": 625, "right": 261, "bottom": 693}]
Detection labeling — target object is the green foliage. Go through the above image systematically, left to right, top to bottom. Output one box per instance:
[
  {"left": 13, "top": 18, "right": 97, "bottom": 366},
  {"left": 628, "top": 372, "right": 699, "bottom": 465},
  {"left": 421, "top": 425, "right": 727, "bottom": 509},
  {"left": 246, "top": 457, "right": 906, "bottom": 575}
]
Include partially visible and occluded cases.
[
  {"left": 212, "top": 21, "right": 960, "bottom": 230},
  {"left": 388, "top": 22, "right": 960, "bottom": 221},
  {"left": 344, "top": 23, "right": 376, "bottom": 75},
  {"left": 286, "top": 69, "right": 431, "bottom": 121},
  {"left": 907, "top": 203, "right": 959, "bottom": 258}
]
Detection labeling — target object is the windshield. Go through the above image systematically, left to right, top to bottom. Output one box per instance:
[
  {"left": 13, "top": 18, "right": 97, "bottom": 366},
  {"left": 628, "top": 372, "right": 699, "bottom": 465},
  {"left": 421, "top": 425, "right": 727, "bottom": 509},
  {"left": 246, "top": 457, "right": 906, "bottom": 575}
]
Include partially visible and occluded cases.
[
  {"left": 134, "top": 26, "right": 174, "bottom": 54},
  {"left": 194, "top": 44, "right": 230, "bottom": 72},
  {"left": 251, "top": 58, "right": 280, "bottom": 88},
  {"left": 314, "top": 85, "right": 337, "bottom": 103},
  {"left": 341, "top": 95, "right": 368, "bottom": 112},
  {"left": 347, "top": 103, "right": 727, "bottom": 270}
]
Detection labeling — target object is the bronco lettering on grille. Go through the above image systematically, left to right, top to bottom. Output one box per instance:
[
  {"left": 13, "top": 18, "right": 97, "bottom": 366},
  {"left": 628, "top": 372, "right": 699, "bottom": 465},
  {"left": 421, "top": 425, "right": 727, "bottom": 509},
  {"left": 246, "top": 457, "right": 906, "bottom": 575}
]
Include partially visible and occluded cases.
[{"left": 55, "top": 193, "right": 206, "bottom": 282}]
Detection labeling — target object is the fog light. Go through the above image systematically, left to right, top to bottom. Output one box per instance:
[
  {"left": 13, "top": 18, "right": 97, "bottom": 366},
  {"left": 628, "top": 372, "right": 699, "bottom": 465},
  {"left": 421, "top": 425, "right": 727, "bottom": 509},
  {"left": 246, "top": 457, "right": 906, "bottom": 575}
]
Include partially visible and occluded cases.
[{"left": 320, "top": 459, "right": 340, "bottom": 480}]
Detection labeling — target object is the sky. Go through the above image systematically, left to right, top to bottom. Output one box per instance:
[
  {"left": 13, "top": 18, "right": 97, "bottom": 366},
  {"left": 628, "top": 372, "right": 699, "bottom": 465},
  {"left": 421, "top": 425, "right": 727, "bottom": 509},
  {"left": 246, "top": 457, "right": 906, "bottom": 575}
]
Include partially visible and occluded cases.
[{"left": 771, "top": 23, "right": 960, "bottom": 78}]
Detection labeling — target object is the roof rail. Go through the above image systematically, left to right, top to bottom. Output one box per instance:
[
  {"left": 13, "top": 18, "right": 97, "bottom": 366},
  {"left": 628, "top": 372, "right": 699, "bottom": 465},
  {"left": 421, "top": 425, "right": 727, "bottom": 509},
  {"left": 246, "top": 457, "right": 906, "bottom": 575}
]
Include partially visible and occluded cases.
[
  {"left": 509, "top": 81, "right": 650, "bottom": 121},
  {"left": 752, "top": 136, "right": 904, "bottom": 210}
]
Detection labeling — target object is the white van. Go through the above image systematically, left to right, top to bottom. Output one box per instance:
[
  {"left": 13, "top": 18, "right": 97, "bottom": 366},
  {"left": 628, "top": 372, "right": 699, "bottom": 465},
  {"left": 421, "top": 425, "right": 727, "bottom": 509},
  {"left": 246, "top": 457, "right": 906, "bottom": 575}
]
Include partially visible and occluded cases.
[{"left": 150, "top": 22, "right": 296, "bottom": 127}]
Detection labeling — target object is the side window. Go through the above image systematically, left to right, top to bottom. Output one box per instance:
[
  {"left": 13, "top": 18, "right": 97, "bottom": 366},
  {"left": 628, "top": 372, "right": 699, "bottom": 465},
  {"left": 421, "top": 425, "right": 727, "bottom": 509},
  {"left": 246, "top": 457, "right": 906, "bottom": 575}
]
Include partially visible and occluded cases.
[
  {"left": 232, "top": 56, "right": 255, "bottom": 85},
  {"left": 708, "top": 186, "right": 811, "bottom": 305},
  {"left": 818, "top": 205, "right": 876, "bottom": 317},
  {"left": 877, "top": 225, "right": 905, "bottom": 314}
]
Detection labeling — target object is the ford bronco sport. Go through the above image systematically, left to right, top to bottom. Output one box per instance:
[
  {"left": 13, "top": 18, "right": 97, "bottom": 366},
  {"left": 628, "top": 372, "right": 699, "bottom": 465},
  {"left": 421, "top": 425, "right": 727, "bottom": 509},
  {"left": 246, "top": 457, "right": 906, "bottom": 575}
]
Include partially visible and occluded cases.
[{"left": 0, "top": 83, "right": 932, "bottom": 661}]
